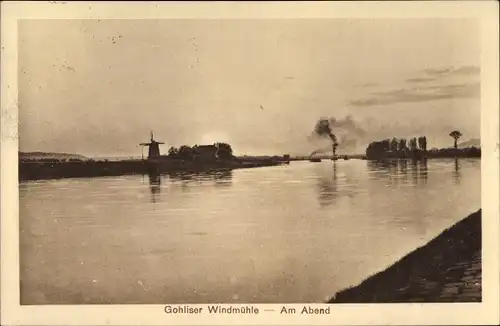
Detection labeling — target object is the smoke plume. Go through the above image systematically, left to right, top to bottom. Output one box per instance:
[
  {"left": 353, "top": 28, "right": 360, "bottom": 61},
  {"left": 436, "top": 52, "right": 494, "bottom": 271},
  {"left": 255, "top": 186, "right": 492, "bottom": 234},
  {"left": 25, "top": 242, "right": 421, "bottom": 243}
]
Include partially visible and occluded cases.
[
  {"left": 310, "top": 115, "right": 366, "bottom": 154},
  {"left": 329, "top": 115, "right": 366, "bottom": 138},
  {"left": 314, "top": 118, "right": 338, "bottom": 144}
]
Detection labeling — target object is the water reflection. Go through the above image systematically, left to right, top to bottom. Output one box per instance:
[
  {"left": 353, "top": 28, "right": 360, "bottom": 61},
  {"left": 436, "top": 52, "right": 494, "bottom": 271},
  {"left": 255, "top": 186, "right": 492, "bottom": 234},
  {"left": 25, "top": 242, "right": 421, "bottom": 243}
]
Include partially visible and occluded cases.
[
  {"left": 19, "top": 158, "right": 481, "bottom": 304},
  {"left": 366, "top": 159, "right": 431, "bottom": 235},
  {"left": 367, "top": 159, "right": 428, "bottom": 185},
  {"left": 398, "top": 159, "right": 408, "bottom": 176},
  {"left": 410, "top": 159, "right": 418, "bottom": 182},
  {"left": 418, "top": 159, "right": 428, "bottom": 184},
  {"left": 453, "top": 159, "right": 461, "bottom": 184},
  {"left": 315, "top": 162, "right": 358, "bottom": 207},
  {"left": 316, "top": 162, "right": 338, "bottom": 207},
  {"left": 147, "top": 170, "right": 234, "bottom": 202},
  {"left": 163, "top": 170, "right": 234, "bottom": 193},
  {"left": 166, "top": 170, "right": 233, "bottom": 185},
  {"left": 148, "top": 173, "right": 161, "bottom": 203}
]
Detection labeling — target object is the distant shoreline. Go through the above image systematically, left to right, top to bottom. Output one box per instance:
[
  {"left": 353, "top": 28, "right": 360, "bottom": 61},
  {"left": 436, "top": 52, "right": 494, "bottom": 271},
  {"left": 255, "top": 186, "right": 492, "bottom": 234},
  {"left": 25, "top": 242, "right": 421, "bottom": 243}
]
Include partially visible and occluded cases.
[
  {"left": 365, "top": 147, "right": 480, "bottom": 161},
  {"left": 19, "top": 154, "right": 481, "bottom": 181},
  {"left": 290, "top": 155, "right": 481, "bottom": 162},
  {"left": 18, "top": 157, "right": 289, "bottom": 181},
  {"left": 328, "top": 209, "right": 481, "bottom": 303}
]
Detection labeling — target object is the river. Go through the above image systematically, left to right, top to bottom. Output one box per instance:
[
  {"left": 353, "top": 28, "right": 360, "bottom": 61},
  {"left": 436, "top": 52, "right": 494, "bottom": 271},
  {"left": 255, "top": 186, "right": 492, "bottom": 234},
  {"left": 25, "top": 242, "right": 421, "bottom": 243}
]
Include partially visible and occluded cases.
[{"left": 19, "top": 158, "right": 481, "bottom": 304}]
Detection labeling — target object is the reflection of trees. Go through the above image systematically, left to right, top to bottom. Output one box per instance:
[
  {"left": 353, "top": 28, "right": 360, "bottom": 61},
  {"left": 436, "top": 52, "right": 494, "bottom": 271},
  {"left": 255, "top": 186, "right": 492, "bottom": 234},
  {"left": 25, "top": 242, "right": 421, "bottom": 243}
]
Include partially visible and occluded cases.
[
  {"left": 452, "top": 158, "right": 461, "bottom": 184},
  {"left": 366, "top": 159, "right": 430, "bottom": 235},
  {"left": 367, "top": 159, "right": 428, "bottom": 185},
  {"left": 398, "top": 159, "right": 408, "bottom": 177},
  {"left": 410, "top": 159, "right": 418, "bottom": 182},
  {"left": 418, "top": 159, "right": 428, "bottom": 184},
  {"left": 367, "top": 160, "right": 398, "bottom": 182},
  {"left": 368, "top": 160, "right": 398, "bottom": 171},
  {"left": 166, "top": 169, "right": 233, "bottom": 187},
  {"left": 145, "top": 170, "right": 233, "bottom": 200},
  {"left": 213, "top": 170, "right": 233, "bottom": 187},
  {"left": 148, "top": 173, "right": 161, "bottom": 203}
]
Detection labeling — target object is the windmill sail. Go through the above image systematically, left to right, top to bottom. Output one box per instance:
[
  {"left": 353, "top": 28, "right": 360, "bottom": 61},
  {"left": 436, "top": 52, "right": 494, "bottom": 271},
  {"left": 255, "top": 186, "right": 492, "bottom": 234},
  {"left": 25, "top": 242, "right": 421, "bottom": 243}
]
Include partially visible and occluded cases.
[{"left": 139, "top": 131, "right": 164, "bottom": 159}]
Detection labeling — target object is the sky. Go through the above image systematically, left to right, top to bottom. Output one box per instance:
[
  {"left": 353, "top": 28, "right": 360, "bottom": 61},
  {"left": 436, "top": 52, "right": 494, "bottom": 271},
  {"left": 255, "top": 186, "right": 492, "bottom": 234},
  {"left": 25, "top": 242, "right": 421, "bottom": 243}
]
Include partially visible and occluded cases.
[{"left": 18, "top": 19, "right": 481, "bottom": 157}]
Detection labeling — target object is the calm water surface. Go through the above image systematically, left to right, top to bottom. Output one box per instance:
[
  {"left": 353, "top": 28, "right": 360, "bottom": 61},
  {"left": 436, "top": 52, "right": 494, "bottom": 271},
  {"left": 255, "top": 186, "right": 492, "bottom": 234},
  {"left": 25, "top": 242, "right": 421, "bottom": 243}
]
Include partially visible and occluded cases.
[{"left": 20, "top": 158, "right": 480, "bottom": 304}]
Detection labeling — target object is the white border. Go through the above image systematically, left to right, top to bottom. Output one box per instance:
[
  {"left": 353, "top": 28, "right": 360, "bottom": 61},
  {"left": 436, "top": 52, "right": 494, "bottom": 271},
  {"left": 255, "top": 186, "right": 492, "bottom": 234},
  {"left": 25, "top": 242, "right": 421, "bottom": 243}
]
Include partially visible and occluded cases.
[{"left": 1, "top": 1, "right": 499, "bottom": 325}]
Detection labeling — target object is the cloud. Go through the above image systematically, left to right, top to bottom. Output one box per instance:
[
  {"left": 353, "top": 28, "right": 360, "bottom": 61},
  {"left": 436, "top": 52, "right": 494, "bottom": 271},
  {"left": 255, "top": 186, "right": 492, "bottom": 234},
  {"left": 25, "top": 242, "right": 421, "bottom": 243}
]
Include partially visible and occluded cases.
[
  {"left": 348, "top": 64, "right": 481, "bottom": 107},
  {"left": 403, "top": 65, "right": 480, "bottom": 84},
  {"left": 423, "top": 65, "right": 480, "bottom": 78},
  {"left": 453, "top": 65, "right": 481, "bottom": 75},
  {"left": 422, "top": 67, "right": 454, "bottom": 76},
  {"left": 405, "top": 77, "right": 436, "bottom": 83},
  {"left": 349, "top": 82, "right": 480, "bottom": 107},
  {"left": 358, "top": 82, "right": 378, "bottom": 88}
]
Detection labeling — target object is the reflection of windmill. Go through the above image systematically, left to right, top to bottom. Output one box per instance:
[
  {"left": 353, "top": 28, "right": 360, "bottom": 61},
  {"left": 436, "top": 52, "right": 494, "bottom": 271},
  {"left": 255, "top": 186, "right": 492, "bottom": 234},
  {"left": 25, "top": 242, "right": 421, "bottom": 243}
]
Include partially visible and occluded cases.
[
  {"left": 139, "top": 131, "right": 164, "bottom": 160},
  {"left": 149, "top": 173, "right": 161, "bottom": 203}
]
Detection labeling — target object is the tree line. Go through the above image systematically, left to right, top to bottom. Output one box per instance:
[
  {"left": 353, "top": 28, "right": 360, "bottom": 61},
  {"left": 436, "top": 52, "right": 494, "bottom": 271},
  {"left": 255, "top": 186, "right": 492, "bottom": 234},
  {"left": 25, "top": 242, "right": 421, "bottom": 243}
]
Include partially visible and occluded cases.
[
  {"left": 366, "top": 130, "right": 480, "bottom": 159},
  {"left": 367, "top": 136, "right": 428, "bottom": 157},
  {"left": 167, "top": 142, "right": 234, "bottom": 160}
]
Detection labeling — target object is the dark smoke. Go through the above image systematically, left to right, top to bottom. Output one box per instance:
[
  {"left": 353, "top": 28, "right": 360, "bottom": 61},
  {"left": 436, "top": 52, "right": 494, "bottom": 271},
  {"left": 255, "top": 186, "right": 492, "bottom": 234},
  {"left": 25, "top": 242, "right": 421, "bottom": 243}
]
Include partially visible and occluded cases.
[
  {"left": 310, "top": 115, "right": 366, "bottom": 154},
  {"left": 329, "top": 115, "right": 366, "bottom": 138},
  {"left": 314, "top": 118, "right": 338, "bottom": 144},
  {"left": 339, "top": 135, "right": 358, "bottom": 148}
]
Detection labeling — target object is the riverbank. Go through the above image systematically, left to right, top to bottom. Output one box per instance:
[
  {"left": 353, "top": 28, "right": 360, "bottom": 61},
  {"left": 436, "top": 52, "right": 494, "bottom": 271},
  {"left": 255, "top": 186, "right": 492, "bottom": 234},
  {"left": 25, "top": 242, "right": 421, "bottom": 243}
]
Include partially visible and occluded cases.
[
  {"left": 365, "top": 147, "right": 481, "bottom": 160},
  {"left": 19, "top": 158, "right": 288, "bottom": 181},
  {"left": 328, "top": 209, "right": 481, "bottom": 303}
]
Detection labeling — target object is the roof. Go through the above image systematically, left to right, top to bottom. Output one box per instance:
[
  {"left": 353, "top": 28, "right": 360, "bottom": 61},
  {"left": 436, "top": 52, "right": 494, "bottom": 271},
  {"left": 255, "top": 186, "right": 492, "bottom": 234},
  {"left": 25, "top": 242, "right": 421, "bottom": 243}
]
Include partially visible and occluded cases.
[
  {"left": 194, "top": 145, "right": 218, "bottom": 156},
  {"left": 196, "top": 145, "right": 217, "bottom": 149}
]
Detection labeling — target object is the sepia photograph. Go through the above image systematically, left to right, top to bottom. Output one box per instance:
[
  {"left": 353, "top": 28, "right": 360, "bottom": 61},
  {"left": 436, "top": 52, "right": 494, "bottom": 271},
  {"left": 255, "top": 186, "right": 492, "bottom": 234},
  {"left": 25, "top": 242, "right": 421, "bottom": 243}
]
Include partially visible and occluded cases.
[{"left": 2, "top": 1, "right": 499, "bottom": 325}]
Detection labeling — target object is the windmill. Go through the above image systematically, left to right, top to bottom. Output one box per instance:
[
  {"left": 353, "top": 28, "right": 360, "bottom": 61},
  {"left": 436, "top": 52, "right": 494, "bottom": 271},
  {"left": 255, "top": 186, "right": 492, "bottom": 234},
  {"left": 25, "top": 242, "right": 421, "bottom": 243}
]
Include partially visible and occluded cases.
[{"left": 139, "top": 131, "right": 164, "bottom": 160}]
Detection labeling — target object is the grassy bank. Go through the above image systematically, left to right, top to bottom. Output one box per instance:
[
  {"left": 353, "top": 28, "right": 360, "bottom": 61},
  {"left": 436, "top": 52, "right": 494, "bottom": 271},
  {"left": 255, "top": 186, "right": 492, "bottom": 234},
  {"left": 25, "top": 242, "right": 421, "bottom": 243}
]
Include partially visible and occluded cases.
[{"left": 328, "top": 209, "right": 481, "bottom": 303}]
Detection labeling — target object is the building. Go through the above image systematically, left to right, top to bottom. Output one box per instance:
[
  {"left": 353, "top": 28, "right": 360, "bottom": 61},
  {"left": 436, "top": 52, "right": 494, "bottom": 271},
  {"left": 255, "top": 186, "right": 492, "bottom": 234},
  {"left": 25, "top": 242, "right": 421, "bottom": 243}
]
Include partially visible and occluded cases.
[{"left": 193, "top": 145, "right": 219, "bottom": 162}]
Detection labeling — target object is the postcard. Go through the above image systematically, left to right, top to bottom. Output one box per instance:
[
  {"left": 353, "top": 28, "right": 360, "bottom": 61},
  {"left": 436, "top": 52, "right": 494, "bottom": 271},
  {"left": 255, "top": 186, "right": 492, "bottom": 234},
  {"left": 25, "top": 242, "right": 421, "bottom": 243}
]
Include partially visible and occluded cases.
[{"left": 1, "top": 1, "right": 499, "bottom": 325}]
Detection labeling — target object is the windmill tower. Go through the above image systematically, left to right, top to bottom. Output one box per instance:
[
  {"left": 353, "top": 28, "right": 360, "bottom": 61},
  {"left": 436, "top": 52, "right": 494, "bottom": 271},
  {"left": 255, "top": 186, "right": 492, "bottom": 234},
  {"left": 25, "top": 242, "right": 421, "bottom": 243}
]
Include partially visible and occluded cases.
[{"left": 139, "top": 131, "right": 164, "bottom": 160}]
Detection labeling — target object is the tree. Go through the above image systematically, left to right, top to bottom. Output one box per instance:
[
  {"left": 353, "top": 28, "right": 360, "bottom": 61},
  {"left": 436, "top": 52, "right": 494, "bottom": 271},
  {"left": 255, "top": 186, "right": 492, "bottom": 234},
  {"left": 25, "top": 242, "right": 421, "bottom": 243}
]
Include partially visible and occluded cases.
[
  {"left": 449, "top": 131, "right": 462, "bottom": 149},
  {"left": 417, "top": 136, "right": 427, "bottom": 151},
  {"left": 409, "top": 137, "right": 418, "bottom": 151},
  {"left": 390, "top": 138, "right": 399, "bottom": 152},
  {"left": 399, "top": 138, "right": 407, "bottom": 152},
  {"left": 365, "top": 139, "right": 391, "bottom": 158},
  {"left": 381, "top": 139, "right": 391, "bottom": 152},
  {"left": 215, "top": 142, "right": 233, "bottom": 160},
  {"left": 178, "top": 145, "right": 194, "bottom": 160},
  {"left": 167, "top": 146, "right": 179, "bottom": 158}
]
